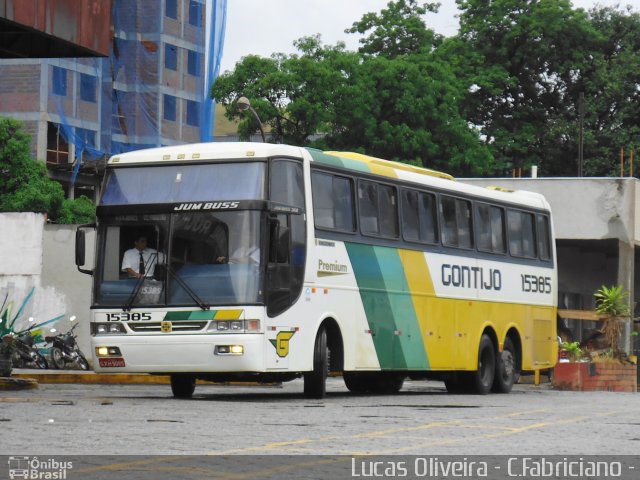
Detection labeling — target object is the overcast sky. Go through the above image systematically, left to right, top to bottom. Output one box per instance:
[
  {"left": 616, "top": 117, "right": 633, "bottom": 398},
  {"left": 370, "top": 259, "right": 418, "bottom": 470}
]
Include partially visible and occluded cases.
[{"left": 219, "top": 0, "right": 632, "bottom": 74}]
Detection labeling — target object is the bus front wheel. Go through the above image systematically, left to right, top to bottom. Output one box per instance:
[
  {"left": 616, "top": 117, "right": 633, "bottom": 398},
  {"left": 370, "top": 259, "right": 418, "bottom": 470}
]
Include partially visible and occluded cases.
[
  {"left": 304, "top": 327, "right": 328, "bottom": 399},
  {"left": 470, "top": 334, "right": 495, "bottom": 395},
  {"left": 171, "top": 375, "right": 195, "bottom": 399}
]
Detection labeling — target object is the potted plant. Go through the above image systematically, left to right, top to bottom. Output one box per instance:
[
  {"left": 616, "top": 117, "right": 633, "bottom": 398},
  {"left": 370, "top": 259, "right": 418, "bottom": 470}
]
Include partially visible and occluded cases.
[
  {"left": 553, "top": 285, "right": 637, "bottom": 392},
  {"left": 594, "top": 285, "right": 630, "bottom": 356},
  {"left": 0, "top": 334, "right": 16, "bottom": 377},
  {"left": 559, "top": 341, "right": 584, "bottom": 362}
]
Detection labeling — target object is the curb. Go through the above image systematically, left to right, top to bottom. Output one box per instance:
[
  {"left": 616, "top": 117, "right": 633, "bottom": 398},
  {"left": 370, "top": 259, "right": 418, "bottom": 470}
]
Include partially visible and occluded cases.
[
  {"left": 9, "top": 371, "right": 273, "bottom": 386},
  {"left": 11, "top": 372, "right": 173, "bottom": 385},
  {"left": 0, "top": 376, "right": 39, "bottom": 390}
]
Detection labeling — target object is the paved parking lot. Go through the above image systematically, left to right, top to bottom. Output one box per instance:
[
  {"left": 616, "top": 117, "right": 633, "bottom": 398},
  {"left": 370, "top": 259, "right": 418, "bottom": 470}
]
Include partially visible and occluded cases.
[{"left": 1, "top": 377, "right": 638, "bottom": 456}]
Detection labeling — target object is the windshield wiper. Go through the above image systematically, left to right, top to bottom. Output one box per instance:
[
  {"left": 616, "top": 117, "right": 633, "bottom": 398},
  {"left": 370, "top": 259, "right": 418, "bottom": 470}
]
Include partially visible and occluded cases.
[
  {"left": 122, "top": 253, "right": 160, "bottom": 312},
  {"left": 165, "top": 263, "right": 210, "bottom": 311}
]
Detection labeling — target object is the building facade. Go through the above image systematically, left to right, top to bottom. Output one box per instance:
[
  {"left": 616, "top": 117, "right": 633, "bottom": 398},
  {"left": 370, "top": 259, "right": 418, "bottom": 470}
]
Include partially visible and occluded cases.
[{"left": 0, "top": 0, "right": 210, "bottom": 201}]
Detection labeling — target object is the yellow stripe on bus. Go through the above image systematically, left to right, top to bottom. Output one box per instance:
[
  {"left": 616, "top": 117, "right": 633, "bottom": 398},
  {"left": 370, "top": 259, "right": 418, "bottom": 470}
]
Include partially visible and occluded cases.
[{"left": 213, "top": 310, "right": 244, "bottom": 320}]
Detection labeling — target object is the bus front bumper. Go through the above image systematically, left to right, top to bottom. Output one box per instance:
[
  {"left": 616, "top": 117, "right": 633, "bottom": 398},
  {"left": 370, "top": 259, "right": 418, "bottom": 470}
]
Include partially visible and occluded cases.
[{"left": 91, "top": 333, "right": 265, "bottom": 373}]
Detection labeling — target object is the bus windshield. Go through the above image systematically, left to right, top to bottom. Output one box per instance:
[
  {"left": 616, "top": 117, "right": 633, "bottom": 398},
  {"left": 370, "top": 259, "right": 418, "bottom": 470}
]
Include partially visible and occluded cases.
[
  {"left": 100, "top": 162, "right": 266, "bottom": 205},
  {"left": 95, "top": 211, "right": 263, "bottom": 308}
]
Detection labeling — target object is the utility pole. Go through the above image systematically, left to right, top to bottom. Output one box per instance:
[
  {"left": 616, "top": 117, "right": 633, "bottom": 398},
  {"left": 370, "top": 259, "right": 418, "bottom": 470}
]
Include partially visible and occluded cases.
[{"left": 578, "top": 92, "right": 584, "bottom": 177}]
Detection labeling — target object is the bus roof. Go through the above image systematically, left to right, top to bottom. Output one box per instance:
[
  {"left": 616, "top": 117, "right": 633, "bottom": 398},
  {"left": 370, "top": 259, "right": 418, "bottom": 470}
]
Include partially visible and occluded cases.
[
  {"left": 107, "top": 142, "right": 550, "bottom": 211},
  {"left": 108, "top": 142, "right": 307, "bottom": 165},
  {"left": 306, "top": 148, "right": 550, "bottom": 211}
]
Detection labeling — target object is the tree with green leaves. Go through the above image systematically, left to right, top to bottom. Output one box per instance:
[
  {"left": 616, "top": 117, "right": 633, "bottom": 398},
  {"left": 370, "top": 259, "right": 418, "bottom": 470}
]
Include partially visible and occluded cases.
[
  {"left": 212, "top": 0, "right": 494, "bottom": 176},
  {"left": 346, "top": 0, "right": 442, "bottom": 57},
  {"left": 452, "top": 0, "right": 640, "bottom": 176},
  {"left": 212, "top": 36, "right": 358, "bottom": 145},
  {"left": 0, "top": 116, "right": 95, "bottom": 223}
]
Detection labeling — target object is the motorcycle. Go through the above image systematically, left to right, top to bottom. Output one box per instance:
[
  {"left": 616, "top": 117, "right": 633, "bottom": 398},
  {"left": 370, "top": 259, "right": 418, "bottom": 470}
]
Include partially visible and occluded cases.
[
  {"left": 11, "top": 323, "right": 49, "bottom": 369},
  {"left": 45, "top": 323, "right": 89, "bottom": 370}
]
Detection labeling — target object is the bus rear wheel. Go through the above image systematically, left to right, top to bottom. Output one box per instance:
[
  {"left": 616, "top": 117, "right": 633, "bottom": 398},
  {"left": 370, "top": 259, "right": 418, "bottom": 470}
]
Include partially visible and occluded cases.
[
  {"left": 304, "top": 327, "right": 328, "bottom": 399},
  {"left": 470, "top": 334, "right": 495, "bottom": 395},
  {"left": 492, "top": 337, "right": 518, "bottom": 393},
  {"left": 171, "top": 375, "right": 195, "bottom": 399}
]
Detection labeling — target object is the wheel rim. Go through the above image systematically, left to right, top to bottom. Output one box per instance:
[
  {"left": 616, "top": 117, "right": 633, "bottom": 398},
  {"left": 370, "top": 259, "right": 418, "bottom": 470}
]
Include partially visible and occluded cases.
[{"left": 501, "top": 350, "right": 515, "bottom": 381}]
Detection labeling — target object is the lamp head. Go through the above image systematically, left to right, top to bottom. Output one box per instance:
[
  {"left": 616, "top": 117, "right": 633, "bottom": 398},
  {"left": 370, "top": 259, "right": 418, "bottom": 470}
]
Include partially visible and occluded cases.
[{"left": 237, "top": 96, "right": 251, "bottom": 111}]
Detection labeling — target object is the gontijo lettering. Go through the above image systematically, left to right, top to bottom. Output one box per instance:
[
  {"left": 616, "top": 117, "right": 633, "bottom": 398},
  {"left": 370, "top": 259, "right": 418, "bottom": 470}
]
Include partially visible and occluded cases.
[{"left": 442, "top": 264, "right": 502, "bottom": 290}]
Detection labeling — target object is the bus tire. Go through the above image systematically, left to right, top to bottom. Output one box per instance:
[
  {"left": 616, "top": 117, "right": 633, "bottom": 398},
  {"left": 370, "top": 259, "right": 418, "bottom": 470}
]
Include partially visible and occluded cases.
[
  {"left": 304, "top": 327, "right": 328, "bottom": 399},
  {"left": 470, "top": 334, "right": 495, "bottom": 395},
  {"left": 492, "top": 337, "right": 518, "bottom": 393},
  {"left": 171, "top": 375, "right": 195, "bottom": 399}
]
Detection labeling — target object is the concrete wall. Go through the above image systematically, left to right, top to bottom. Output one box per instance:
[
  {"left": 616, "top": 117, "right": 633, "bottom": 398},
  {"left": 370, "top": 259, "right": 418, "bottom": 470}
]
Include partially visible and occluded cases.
[
  {"left": 0, "top": 213, "right": 92, "bottom": 354},
  {"left": 41, "top": 224, "right": 94, "bottom": 353}
]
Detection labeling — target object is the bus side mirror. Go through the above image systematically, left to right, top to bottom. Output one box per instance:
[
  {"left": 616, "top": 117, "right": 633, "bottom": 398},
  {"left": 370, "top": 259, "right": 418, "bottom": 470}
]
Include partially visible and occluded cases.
[
  {"left": 268, "top": 217, "right": 280, "bottom": 264},
  {"left": 76, "top": 224, "right": 95, "bottom": 275},
  {"left": 75, "top": 230, "right": 85, "bottom": 266}
]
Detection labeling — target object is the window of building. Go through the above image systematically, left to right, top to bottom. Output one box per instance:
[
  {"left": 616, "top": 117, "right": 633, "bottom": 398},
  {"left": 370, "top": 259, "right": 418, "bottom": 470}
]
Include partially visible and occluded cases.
[
  {"left": 166, "top": 0, "right": 177, "bottom": 19},
  {"left": 188, "top": 0, "right": 203, "bottom": 26},
  {"left": 165, "top": 43, "right": 178, "bottom": 71},
  {"left": 187, "top": 50, "right": 201, "bottom": 76},
  {"left": 52, "top": 66, "right": 67, "bottom": 96},
  {"left": 80, "top": 74, "right": 97, "bottom": 103},
  {"left": 112, "top": 90, "right": 126, "bottom": 134},
  {"left": 164, "top": 95, "right": 176, "bottom": 121},
  {"left": 186, "top": 100, "right": 200, "bottom": 126},
  {"left": 46, "top": 122, "right": 69, "bottom": 165},
  {"left": 76, "top": 127, "right": 96, "bottom": 147},
  {"left": 311, "top": 172, "right": 355, "bottom": 232},
  {"left": 358, "top": 180, "right": 398, "bottom": 238},
  {"left": 401, "top": 189, "right": 437, "bottom": 244},
  {"left": 440, "top": 196, "right": 473, "bottom": 249},
  {"left": 475, "top": 203, "right": 506, "bottom": 254},
  {"left": 507, "top": 209, "right": 537, "bottom": 258},
  {"left": 537, "top": 214, "right": 552, "bottom": 260}
]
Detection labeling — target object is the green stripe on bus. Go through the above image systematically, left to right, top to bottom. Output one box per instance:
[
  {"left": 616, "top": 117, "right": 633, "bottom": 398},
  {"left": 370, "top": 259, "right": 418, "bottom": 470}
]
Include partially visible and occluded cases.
[
  {"left": 307, "top": 149, "right": 371, "bottom": 173},
  {"left": 345, "top": 243, "right": 405, "bottom": 369},
  {"left": 373, "top": 247, "right": 429, "bottom": 369},
  {"left": 164, "top": 311, "right": 215, "bottom": 321}
]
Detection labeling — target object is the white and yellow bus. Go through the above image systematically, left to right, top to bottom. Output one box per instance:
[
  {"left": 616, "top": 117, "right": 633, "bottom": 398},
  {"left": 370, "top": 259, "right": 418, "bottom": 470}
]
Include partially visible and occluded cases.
[{"left": 76, "top": 142, "right": 557, "bottom": 398}]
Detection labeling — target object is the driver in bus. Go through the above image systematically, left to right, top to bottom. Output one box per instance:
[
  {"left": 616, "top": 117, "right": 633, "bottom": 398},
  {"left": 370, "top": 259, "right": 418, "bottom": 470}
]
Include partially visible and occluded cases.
[{"left": 121, "top": 235, "right": 165, "bottom": 279}]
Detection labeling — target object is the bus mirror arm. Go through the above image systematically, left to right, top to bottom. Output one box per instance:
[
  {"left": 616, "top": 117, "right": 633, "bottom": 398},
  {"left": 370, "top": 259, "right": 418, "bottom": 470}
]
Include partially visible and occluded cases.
[{"left": 75, "top": 223, "right": 96, "bottom": 276}]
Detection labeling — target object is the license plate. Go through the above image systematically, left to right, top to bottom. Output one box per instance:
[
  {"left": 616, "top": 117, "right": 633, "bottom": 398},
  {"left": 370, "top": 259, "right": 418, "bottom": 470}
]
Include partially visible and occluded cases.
[{"left": 99, "top": 358, "right": 126, "bottom": 367}]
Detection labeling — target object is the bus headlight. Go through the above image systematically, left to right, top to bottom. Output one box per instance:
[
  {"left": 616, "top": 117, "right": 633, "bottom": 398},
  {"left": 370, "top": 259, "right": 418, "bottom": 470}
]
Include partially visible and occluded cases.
[
  {"left": 207, "top": 320, "right": 260, "bottom": 333},
  {"left": 91, "top": 322, "right": 127, "bottom": 335},
  {"left": 215, "top": 345, "right": 244, "bottom": 355},
  {"left": 96, "top": 346, "right": 122, "bottom": 357}
]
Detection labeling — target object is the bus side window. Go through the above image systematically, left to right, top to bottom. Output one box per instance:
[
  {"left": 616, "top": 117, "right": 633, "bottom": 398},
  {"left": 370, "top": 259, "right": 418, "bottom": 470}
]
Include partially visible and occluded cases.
[
  {"left": 311, "top": 172, "right": 355, "bottom": 232},
  {"left": 359, "top": 181, "right": 379, "bottom": 234},
  {"left": 441, "top": 196, "right": 473, "bottom": 249},
  {"left": 476, "top": 203, "right": 505, "bottom": 254},
  {"left": 508, "top": 209, "right": 536, "bottom": 258},
  {"left": 537, "top": 214, "right": 551, "bottom": 260}
]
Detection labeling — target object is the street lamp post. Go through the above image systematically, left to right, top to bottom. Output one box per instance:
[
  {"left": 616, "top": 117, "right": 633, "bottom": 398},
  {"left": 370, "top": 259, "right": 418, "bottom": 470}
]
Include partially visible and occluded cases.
[{"left": 237, "top": 96, "right": 266, "bottom": 143}]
